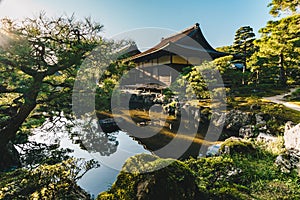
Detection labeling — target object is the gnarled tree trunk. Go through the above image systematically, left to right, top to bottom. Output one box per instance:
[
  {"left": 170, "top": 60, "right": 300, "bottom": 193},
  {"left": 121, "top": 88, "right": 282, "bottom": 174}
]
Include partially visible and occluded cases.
[
  {"left": 0, "top": 75, "right": 43, "bottom": 171},
  {"left": 0, "top": 142, "right": 21, "bottom": 171}
]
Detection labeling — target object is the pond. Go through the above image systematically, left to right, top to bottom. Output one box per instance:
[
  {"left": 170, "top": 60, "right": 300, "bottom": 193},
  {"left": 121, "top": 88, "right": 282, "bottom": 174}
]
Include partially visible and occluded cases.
[
  {"left": 26, "top": 109, "right": 215, "bottom": 198},
  {"left": 28, "top": 118, "right": 151, "bottom": 198}
]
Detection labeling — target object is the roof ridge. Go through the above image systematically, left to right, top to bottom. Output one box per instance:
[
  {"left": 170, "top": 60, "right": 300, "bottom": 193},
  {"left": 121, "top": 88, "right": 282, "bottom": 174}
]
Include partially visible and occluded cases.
[
  {"left": 128, "top": 23, "right": 228, "bottom": 61},
  {"left": 161, "top": 23, "right": 198, "bottom": 41}
]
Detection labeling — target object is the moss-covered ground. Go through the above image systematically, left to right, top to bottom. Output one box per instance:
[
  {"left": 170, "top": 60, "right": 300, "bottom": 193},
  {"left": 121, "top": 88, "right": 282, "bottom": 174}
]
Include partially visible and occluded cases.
[{"left": 98, "top": 140, "right": 300, "bottom": 200}]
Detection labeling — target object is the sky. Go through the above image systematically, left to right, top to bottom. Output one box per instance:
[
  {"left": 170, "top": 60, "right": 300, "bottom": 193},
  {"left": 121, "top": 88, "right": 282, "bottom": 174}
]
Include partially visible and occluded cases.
[{"left": 0, "top": 0, "right": 275, "bottom": 50}]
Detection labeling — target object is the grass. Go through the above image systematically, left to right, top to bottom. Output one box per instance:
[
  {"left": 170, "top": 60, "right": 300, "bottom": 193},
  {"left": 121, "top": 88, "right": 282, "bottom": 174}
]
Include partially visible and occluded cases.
[
  {"left": 230, "top": 85, "right": 288, "bottom": 98},
  {"left": 229, "top": 96, "right": 300, "bottom": 120},
  {"left": 231, "top": 150, "right": 300, "bottom": 200}
]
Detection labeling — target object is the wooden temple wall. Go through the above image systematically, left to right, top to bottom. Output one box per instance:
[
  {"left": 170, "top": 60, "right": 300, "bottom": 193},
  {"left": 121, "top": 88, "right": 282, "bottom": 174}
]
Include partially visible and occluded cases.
[{"left": 127, "top": 55, "right": 208, "bottom": 87}]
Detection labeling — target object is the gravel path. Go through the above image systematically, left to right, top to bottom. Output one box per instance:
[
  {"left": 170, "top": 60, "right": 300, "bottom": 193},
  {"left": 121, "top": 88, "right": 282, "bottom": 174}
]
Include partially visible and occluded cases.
[{"left": 264, "top": 88, "right": 300, "bottom": 112}]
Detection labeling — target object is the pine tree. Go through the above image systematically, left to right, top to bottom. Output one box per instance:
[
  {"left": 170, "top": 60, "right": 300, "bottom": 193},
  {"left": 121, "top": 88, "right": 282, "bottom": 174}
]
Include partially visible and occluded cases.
[
  {"left": 251, "top": 14, "right": 300, "bottom": 85},
  {"left": 233, "top": 26, "right": 256, "bottom": 84}
]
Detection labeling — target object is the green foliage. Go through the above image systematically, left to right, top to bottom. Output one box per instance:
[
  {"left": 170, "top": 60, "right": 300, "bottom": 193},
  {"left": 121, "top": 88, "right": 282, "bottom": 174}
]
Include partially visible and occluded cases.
[
  {"left": 268, "top": 0, "right": 300, "bottom": 17},
  {"left": 0, "top": 13, "right": 132, "bottom": 170},
  {"left": 0, "top": 14, "right": 103, "bottom": 149},
  {"left": 250, "top": 14, "right": 300, "bottom": 86},
  {"left": 233, "top": 26, "right": 256, "bottom": 68},
  {"left": 216, "top": 45, "right": 235, "bottom": 54},
  {"left": 213, "top": 55, "right": 234, "bottom": 74},
  {"left": 95, "top": 61, "right": 135, "bottom": 111},
  {"left": 176, "top": 61, "right": 221, "bottom": 99},
  {"left": 224, "top": 70, "right": 250, "bottom": 89},
  {"left": 162, "top": 88, "right": 175, "bottom": 99},
  {"left": 289, "top": 88, "right": 300, "bottom": 100},
  {"left": 227, "top": 96, "right": 300, "bottom": 135},
  {"left": 260, "top": 103, "right": 300, "bottom": 134},
  {"left": 255, "top": 136, "right": 285, "bottom": 155},
  {"left": 16, "top": 142, "right": 73, "bottom": 168},
  {"left": 186, "top": 142, "right": 300, "bottom": 199},
  {"left": 228, "top": 148, "right": 300, "bottom": 199},
  {"left": 186, "top": 156, "right": 252, "bottom": 199},
  {"left": 186, "top": 156, "right": 234, "bottom": 188},
  {"left": 0, "top": 159, "right": 97, "bottom": 199}
]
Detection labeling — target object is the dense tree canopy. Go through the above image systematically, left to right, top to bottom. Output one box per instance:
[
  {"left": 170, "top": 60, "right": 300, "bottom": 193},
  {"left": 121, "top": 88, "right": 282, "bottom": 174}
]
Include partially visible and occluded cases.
[
  {"left": 268, "top": 0, "right": 300, "bottom": 16},
  {"left": 0, "top": 14, "right": 103, "bottom": 169},
  {"left": 250, "top": 14, "right": 300, "bottom": 85},
  {"left": 175, "top": 61, "right": 226, "bottom": 101}
]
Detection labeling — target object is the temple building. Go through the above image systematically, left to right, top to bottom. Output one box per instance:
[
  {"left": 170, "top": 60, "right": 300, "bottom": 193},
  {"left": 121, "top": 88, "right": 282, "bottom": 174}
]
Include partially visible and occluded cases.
[{"left": 124, "top": 23, "right": 227, "bottom": 88}]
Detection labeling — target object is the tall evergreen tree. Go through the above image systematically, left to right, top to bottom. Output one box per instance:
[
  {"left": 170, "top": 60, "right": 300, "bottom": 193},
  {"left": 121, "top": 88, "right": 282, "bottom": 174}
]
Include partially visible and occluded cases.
[{"left": 233, "top": 26, "right": 256, "bottom": 84}]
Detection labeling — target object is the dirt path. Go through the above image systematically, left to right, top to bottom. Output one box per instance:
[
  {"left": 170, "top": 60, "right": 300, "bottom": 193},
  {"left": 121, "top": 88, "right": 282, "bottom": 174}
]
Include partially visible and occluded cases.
[{"left": 264, "top": 88, "right": 300, "bottom": 112}]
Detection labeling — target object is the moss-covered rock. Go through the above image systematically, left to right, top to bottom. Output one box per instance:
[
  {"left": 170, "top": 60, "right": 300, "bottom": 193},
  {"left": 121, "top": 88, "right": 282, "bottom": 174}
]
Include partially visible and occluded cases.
[
  {"left": 220, "top": 137, "right": 256, "bottom": 155},
  {"left": 98, "top": 150, "right": 300, "bottom": 200},
  {"left": 97, "top": 154, "right": 202, "bottom": 200},
  {"left": 185, "top": 156, "right": 251, "bottom": 200}
]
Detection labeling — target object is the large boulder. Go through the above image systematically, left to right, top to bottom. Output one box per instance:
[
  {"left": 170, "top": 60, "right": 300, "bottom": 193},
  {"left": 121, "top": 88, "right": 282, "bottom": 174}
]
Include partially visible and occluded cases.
[
  {"left": 218, "top": 110, "right": 254, "bottom": 140},
  {"left": 224, "top": 110, "right": 253, "bottom": 132},
  {"left": 222, "top": 111, "right": 271, "bottom": 140},
  {"left": 238, "top": 113, "right": 270, "bottom": 139},
  {"left": 255, "top": 113, "right": 266, "bottom": 126},
  {"left": 255, "top": 113, "right": 269, "bottom": 133},
  {"left": 275, "top": 122, "right": 300, "bottom": 174},
  {"left": 284, "top": 122, "right": 300, "bottom": 150},
  {"left": 238, "top": 125, "right": 255, "bottom": 139},
  {"left": 256, "top": 133, "right": 278, "bottom": 143},
  {"left": 257, "top": 133, "right": 285, "bottom": 155},
  {"left": 219, "top": 137, "right": 256, "bottom": 155},
  {"left": 275, "top": 149, "right": 300, "bottom": 174},
  {"left": 98, "top": 154, "right": 201, "bottom": 200}
]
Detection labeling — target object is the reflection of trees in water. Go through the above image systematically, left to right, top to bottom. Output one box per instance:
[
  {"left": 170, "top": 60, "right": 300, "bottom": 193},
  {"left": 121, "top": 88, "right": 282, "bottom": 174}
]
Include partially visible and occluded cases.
[
  {"left": 18, "top": 116, "right": 119, "bottom": 168},
  {"left": 71, "top": 117, "right": 119, "bottom": 156},
  {"left": 15, "top": 141, "right": 73, "bottom": 168}
]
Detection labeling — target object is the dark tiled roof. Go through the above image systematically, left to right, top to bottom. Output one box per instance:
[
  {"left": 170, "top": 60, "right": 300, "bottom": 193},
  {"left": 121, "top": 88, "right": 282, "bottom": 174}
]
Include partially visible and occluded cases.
[{"left": 130, "top": 23, "right": 227, "bottom": 61}]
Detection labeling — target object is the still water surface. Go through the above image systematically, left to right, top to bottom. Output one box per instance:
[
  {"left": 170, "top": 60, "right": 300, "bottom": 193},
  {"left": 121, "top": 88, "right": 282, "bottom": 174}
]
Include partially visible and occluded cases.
[{"left": 29, "top": 119, "right": 150, "bottom": 198}]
